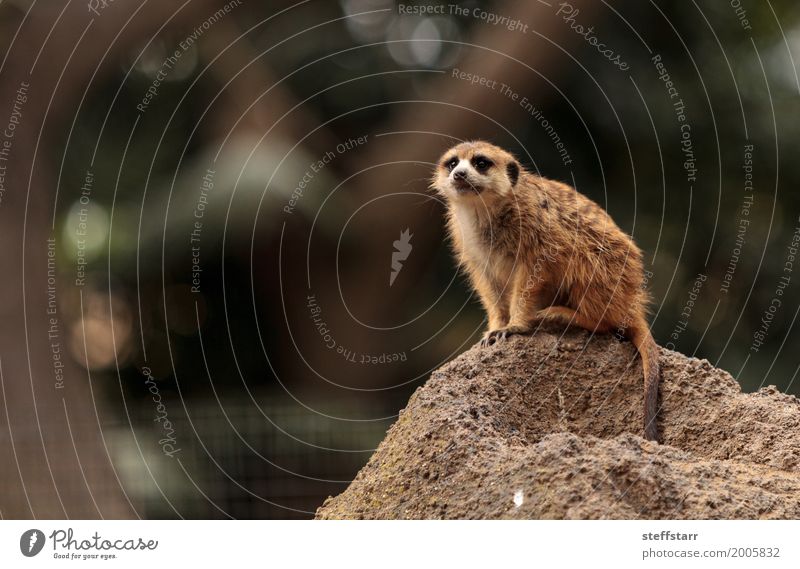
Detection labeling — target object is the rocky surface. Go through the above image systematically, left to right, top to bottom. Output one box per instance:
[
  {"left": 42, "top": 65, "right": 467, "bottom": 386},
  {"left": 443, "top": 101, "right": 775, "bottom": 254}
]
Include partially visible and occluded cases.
[{"left": 316, "top": 323, "right": 800, "bottom": 519}]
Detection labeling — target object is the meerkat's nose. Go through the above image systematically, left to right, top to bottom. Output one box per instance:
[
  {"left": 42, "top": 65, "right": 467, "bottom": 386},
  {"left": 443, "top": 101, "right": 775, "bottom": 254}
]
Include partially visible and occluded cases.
[{"left": 452, "top": 168, "right": 468, "bottom": 180}]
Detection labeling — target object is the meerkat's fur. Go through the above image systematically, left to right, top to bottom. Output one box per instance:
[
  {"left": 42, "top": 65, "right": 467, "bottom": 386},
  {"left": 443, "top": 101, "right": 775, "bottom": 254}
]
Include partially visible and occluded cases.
[{"left": 432, "top": 140, "right": 661, "bottom": 441}]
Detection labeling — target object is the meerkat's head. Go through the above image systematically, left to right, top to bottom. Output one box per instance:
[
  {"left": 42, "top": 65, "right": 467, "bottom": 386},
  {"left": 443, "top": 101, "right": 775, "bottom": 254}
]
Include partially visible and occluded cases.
[{"left": 432, "top": 141, "right": 520, "bottom": 205}]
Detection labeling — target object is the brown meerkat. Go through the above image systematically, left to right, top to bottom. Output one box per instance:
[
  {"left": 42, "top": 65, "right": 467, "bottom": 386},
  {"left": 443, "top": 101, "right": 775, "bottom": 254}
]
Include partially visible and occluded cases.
[{"left": 432, "top": 140, "right": 661, "bottom": 441}]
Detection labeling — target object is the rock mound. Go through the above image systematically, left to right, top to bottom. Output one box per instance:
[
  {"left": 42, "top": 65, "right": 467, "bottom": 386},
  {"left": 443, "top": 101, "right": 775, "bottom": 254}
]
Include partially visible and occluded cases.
[{"left": 316, "top": 323, "right": 800, "bottom": 519}]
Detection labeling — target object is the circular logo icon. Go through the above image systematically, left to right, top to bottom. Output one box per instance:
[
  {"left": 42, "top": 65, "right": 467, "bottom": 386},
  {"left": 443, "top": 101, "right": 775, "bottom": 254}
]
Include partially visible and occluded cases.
[{"left": 20, "top": 529, "right": 45, "bottom": 557}]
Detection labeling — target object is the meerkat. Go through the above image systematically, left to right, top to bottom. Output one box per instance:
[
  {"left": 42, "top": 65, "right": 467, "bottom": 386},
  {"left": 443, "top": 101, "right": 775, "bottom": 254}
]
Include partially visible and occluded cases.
[{"left": 432, "top": 140, "right": 661, "bottom": 441}]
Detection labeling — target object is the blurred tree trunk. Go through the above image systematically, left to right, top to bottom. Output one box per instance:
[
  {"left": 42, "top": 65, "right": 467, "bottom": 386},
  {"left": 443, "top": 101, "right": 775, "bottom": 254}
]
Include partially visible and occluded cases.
[
  {"left": 0, "top": 0, "right": 232, "bottom": 519},
  {"left": 336, "top": 0, "right": 597, "bottom": 380},
  {"left": 353, "top": 0, "right": 596, "bottom": 298}
]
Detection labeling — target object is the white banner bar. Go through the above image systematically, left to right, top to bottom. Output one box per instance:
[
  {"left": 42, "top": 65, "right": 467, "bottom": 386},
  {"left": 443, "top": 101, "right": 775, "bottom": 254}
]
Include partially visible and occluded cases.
[{"left": 1, "top": 520, "right": 797, "bottom": 568}]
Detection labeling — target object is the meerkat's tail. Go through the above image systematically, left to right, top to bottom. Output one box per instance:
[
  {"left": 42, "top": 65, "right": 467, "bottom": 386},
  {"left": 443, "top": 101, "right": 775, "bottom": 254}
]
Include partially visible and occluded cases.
[{"left": 629, "top": 319, "right": 660, "bottom": 442}]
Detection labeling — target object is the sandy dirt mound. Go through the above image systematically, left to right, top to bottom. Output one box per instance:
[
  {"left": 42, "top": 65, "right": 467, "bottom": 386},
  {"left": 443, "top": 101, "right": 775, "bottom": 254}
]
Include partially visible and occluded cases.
[{"left": 316, "top": 323, "right": 800, "bottom": 519}]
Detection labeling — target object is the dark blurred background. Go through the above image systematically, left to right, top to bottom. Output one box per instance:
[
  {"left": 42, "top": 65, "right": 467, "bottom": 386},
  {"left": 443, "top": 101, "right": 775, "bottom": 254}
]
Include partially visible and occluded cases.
[{"left": 1, "top": 0, "right": 799, "bottom": 519}]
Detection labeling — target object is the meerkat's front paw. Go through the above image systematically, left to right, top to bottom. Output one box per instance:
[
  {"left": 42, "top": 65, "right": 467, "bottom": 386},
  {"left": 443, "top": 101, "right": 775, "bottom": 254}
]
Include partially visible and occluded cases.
[
  {"left": 480, "top": 325, "right": 532, "bottom": 347},
  {"left": 479, "top": 330, "right": 497, "bottom": 348}
]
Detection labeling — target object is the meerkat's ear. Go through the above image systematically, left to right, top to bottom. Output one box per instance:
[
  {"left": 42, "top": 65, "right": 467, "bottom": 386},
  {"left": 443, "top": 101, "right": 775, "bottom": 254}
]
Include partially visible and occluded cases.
[{"left": 506, "top": 161, "right": 520, "bottom": 187}]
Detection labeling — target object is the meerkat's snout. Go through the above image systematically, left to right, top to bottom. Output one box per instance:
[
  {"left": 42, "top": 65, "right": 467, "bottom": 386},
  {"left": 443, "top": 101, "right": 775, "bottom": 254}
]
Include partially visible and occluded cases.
[
  {"left": 450, "top": 161, "right": 482, "bottom": 194},
  {"left": 451, "top": 165, "right": 468, "bottom": 180}
]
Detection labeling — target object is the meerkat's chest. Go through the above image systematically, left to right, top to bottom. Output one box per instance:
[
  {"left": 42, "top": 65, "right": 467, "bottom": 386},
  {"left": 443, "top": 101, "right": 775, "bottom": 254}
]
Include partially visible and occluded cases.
[{"left": 451, "top": 207, "right": 515, "bottom": 284}]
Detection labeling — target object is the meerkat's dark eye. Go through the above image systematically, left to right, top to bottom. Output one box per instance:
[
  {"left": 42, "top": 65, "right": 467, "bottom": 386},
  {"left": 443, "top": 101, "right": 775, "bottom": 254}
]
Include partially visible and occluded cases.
[
  {"left": 472, "top": 155, "right": 493, "bottom": 171},
  {"left": 444, "top": 157, "right": 459, "bottom": 171}
]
